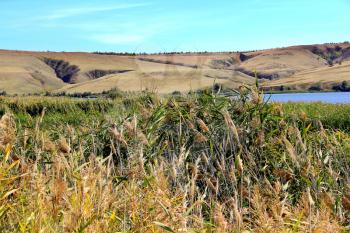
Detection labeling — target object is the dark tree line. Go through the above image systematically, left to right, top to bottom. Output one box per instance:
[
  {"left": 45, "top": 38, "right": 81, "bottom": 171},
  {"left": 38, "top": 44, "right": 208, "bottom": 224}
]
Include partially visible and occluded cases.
[
  {"left": 43, "top": 58, "right": 80, "bottom": 83},
  {"left": 86, "top": 69, "right": 132, "bottom": 79},
  {"left": 332, "top": 81, "right": 350, "bottom": 92}
]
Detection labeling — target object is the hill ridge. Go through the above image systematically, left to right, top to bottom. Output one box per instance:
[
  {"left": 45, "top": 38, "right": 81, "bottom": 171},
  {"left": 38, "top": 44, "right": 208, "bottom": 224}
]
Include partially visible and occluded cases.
[{"left": 1, "top": 42, "right": 350, "bottom": 94}]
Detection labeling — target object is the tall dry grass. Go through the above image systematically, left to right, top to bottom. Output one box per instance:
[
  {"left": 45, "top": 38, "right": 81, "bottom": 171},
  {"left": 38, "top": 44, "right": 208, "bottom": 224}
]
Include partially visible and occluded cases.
[{"left": 0, "top": 90, "right": 349, "bottom": 232}]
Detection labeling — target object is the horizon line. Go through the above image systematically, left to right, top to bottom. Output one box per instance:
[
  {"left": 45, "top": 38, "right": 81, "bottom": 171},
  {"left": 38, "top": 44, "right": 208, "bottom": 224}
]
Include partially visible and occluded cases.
[{"left": 0, "top": 40, "right": 349, "bottom": 55}]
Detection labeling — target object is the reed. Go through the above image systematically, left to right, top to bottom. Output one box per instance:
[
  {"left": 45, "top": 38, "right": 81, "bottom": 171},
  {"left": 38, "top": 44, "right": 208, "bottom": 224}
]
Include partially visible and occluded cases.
[{"left": 0, "top": 91, "right": 349, "bottom": 232}]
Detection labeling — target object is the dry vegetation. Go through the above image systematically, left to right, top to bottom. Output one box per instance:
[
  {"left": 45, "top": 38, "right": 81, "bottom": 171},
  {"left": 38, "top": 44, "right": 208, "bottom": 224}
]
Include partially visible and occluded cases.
[
  {"left": 1, "top": 42, "right": 350, "bottom": 95},
  {"left": 0, "top": 53, "right": 65, "bottom": 94},
  {"left": 265, "top": 60, "right": 350, "bottom": 91},
  {"left": 0, "top": 89, "right": 350, "bottom": 232}
]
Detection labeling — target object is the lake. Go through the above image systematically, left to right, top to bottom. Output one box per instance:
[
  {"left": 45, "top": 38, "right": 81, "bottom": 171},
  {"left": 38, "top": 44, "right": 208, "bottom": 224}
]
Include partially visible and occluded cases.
[{"left": 265, "top": 92, "right": 350, "bottom": 104}]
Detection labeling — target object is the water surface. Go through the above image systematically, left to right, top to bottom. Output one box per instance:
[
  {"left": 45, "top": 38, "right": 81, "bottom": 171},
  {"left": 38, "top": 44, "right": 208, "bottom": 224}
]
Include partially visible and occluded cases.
[{"left": 265, "top": 92, "right": 350, "bottom": 104}]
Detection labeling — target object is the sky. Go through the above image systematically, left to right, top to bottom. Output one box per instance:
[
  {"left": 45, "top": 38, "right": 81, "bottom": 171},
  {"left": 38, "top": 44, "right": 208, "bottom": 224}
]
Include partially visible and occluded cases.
[{"left": 0, "top": 0, "right": 350, "bottom": 53}]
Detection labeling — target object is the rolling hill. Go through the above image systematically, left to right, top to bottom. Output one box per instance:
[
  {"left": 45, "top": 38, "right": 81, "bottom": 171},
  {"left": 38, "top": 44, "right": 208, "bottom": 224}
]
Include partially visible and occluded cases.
[
  {"left": 1, "top": 42, "right": 350, "bottom": 94},
  {"left": 0, "top": 52, "right": 65, "bottom": 94}
]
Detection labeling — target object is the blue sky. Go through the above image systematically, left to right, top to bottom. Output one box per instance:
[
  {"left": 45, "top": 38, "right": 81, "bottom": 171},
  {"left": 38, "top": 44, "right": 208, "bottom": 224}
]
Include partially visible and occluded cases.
[{"left": 1, "top": 0, "right": 350, "bottom": 52}]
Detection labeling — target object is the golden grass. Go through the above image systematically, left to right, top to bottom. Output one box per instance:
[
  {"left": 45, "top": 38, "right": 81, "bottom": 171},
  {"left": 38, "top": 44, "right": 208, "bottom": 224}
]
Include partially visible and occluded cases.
[
  {"left": 1, "top": 43, "right": 350, "bottom": 94},
  {"left": 239, "top": 49, "right": 327, "bottom": 78},
  {"left": 0, "top": 53, "right": 66, "bottom": 94},
  {"left": 265, "top": 60, "right": 350, "bottom": 90},
  {"left": 59, "top": 68, "right": 253, "bottom": 94},
  {"left": 0, "top": 91, "right": 350, "bottom": 232}
]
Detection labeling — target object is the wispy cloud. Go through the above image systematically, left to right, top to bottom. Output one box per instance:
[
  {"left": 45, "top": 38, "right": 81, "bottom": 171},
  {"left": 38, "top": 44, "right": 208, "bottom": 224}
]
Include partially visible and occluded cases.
[
  {"left": 41, "top": 3, "right": 150, "bottom": 20},
  {"left": 88, "top": 20, "right": 170, "bottom": 45},
  {"left": 92, "top": 34, "right": 145, "bottom": 44}
]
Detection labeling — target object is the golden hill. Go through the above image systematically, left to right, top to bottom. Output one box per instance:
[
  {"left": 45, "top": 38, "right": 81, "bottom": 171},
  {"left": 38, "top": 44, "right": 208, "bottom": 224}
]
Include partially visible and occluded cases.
[
  {"left": 1, "top": 42, "right": 350, "bottom": 94},
  {"left": 0, "top": 52, "right": 65, "bottom": 94},
  {"left": 265, "top": 60, "right": 350, "bottom": 90}
]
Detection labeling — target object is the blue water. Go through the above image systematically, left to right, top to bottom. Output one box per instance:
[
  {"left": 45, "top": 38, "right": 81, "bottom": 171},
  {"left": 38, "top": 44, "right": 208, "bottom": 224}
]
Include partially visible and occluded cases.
[{"left": 265, "top": 92, "right": 350, "bottom": 104}]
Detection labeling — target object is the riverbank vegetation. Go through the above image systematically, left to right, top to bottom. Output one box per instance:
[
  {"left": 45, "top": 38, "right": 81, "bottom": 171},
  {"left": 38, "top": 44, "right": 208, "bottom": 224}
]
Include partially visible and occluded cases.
[{"left": 0, "top": 89, "right": 350, "bottom": 232}]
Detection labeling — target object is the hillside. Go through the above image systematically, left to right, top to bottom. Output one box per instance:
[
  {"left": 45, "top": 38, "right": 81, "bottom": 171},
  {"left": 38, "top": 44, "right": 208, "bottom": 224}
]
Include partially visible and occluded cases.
[
  {"left": 1, "top": 42, "right": 350, "bottom": 94},
  {"left": 238, "top": 49, "right": 327, "bottom": 78},
  {"left": 0, "top": 52, "right": 66, "bottom": 94},
  {"left": 265, "top": 60, "right": 350, "bottom": 90}
]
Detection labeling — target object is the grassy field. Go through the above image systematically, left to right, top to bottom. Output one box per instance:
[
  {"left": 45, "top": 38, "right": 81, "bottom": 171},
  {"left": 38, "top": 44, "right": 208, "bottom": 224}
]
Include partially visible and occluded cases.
[
  {"left": 0, "top": 90, "right": 350, "bottom": 232},
  {"left": 283, "top": 102, "right": 350, "bottom": 131}
]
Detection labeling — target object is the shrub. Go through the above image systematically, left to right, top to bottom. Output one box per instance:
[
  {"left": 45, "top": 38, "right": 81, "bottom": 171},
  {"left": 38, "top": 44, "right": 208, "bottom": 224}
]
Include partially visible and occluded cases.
[
  {"left": 43, "top": 58, "right": 80, "bottom": 83},
  {"left": 86, "top": 69, "right": 132, "bottom": 79},
  {"left": 332, "top": 81, "right": 350, "bottom": 92},
  {"left": 212, "top": 83, "right": 222, "bottom": 92},
  {"left": 308, "top": 84, "right": 322, "bottom": 91},
  {"left": 104, "top": 88, "right": 122, "bottom": 99},
  {"left": 171, "top": 90, "right": 181, "bottom": 96}
]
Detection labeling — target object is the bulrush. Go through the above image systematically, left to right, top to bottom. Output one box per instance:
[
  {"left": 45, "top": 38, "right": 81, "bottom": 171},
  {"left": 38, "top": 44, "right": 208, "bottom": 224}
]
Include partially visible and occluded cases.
[
  {"left": 251, "top": 89, "right": 263, "bottom": 105},
  {"left": 0, "top": 91, "right": 349, "bottom": 232},
  {"left": 39, "top": 107, "right": 46, "bottom": 124},
  {"left": 223, "top": 111, "right": 240, "bottom": 146},
  {"left": 299, "top": 111, "right": 308, "bottom": 122},
  {"left": 0, "top": 114, "right": 15, "bottom": 151},
  {"left": 250, "top": 116, "right": 261, "bottom": 130},
  {"left": 124, "top": 117, "right": 148, "bottom": 145},
  {"left": 197, "top": 118, "right": 209, "bottom": 133},
  {"left": 124, "top": 119, "right": 136, "bottom": 136},
  {"left": 186, "top": 119, "right": 195, "bottom": 130},
  {"left": 109, "top": 124, "right": 127, "bottom": 146},
  {"left": 23, "top": 128, "right": 29, "bottom": 150},
  {"left": 137, "top": 131, "right": 149, "bottom": 145},
  {"left": 194, "top": 133, "right": 207, "bottom": 143},
  {"left": 283, "top": 136, "right": 299, "bottom": 166},
  {"left": 43, "top": 137, "right": 56, "bottom": 153},
  {"left": 57, "top": 137, "right": 71, "bottom": 153},
  {"left": 236, "top": 155, "right": 244, "bottom": 175},
  {"left": 206, "top": 177, "right": 218, "bottom": 195},
  {"left": 342, "top": 195, "right": 350, "bottom": 211},
  {"left": 229, "top": 198, "right": 243, "bottom": 229},
  {"left": 213, "top": 203, "right": 228, "bottom": 232}
]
